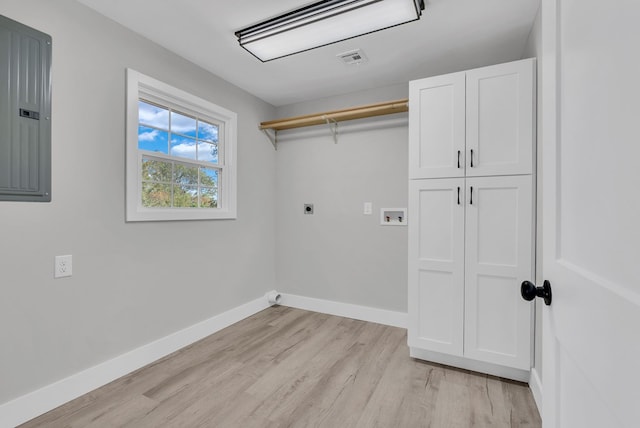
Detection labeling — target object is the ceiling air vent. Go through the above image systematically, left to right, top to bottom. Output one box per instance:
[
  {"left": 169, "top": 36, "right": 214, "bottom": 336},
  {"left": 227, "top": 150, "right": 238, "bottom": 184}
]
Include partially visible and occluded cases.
[{"left": 337, "top": 49, "right": 368, "bottom": 65}]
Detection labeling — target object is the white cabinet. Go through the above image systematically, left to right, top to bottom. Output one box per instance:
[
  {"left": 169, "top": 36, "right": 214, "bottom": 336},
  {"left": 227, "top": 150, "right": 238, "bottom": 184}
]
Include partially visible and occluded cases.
[
  {"left": 408, "top": 59, "right": 536, "bottom": 381},
  {"left": 409, "top": 59, "right": 535, "bottom": 179},
  {"left": 408, "top": 72, "right": 465, "bottom": 179},
  {"left": 463, "top": 175, "right": 533, "bottom": 371},
  {"left": 408, "top": 176, "right": 533, "bottom": 373},
  {"left": 408, "top": 178, "right": 465, "bottom": 355}
]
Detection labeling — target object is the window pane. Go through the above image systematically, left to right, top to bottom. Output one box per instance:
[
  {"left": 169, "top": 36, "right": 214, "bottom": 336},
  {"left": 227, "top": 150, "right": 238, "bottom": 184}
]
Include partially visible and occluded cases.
[
  {"left": 139, "top": 100, "right": 169, "bottom": 129},
  {"left": 171, "top": 111, "right": 197, "bottom": 137},
  {"left": 198, "top": 121, "right": 219, "bottom": 142},
  {"left": 138, "top": 126, "right": 169, "bottom": 154},
  {"left": 170, "top": 135, "right": 197, "bottom": 160},
  {"left": 197, "top": 142, "right": 218, "bottom": 163},
  {"left": 142, "top": 157, "right": 172, "bottom": 183},
  {"left": 174, "top": 163, "right": 198, "bottom": 186},
  {"left": 200, "top": 167, "right": 218, "bottom": 187},
  {"left": 142, "top": 182, "right": 171, "bottom": 207},
  {"left": 174, "top": 185, "right": 198, "bottom": 207},
  {"left": 200, "top": 187, "right": 217, "bottom": 208}
]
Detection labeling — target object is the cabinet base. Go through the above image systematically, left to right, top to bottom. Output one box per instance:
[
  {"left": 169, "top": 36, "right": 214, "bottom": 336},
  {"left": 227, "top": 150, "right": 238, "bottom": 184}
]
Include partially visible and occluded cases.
[{"left": 409, "top": 347, "right": 530, "bottom": 382}]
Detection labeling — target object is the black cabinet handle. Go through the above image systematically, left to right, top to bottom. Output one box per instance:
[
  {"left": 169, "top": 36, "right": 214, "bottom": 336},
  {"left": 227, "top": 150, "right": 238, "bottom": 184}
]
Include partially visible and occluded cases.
[
  {"left": 470, "top": 149, "right": 474, "bottom": 168},
  {"left": 457, "top": 150, "right": 461, "bottom": 168},
  {"left": 469, "top": 186, "right": 473, "bottom": 205},
  {"left": 457, "top": 187, "right": 460, "bottom": 205},
  {"left": 521, "top": 280, "right": 552, "bottom": 306}
]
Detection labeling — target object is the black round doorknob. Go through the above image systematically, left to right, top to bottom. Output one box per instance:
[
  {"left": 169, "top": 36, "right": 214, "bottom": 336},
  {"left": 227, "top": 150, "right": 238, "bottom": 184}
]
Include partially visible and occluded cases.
[{"left": 521, "top": 280, "right": 552, "bottom": 306}]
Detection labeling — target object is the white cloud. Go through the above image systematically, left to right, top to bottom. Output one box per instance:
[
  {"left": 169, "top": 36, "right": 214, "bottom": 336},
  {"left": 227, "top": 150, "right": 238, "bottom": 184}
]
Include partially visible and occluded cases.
[
  {"left": 139, "top": 102, "right": 168, "bottom": 128},
  {"left": 171, "top": 113, "right": 196, "bottom": 135},
  {"left": 138, "top": 128, "right": 160, "bottom": 142},
  {"left": 170, "top": 141, "right": 218, "bottom": 164},
  {"left": 171, "top": 142, "right": 197, "bottom": 160},
  {"left": 197, "top": 142, "right": 218, "bottom": 162}
]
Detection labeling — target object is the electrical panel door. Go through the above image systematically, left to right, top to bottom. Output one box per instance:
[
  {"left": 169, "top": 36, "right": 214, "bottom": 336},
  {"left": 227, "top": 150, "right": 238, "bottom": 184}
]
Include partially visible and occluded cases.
[{"left": 0, "top": 15, "right": 52, "bottom": 202}]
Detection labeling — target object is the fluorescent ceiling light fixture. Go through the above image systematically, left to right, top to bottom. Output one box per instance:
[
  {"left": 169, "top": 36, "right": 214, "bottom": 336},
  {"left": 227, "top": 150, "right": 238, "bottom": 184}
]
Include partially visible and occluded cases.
[{"left": 235, "top": 0, "right": 425, "bottom": 62}]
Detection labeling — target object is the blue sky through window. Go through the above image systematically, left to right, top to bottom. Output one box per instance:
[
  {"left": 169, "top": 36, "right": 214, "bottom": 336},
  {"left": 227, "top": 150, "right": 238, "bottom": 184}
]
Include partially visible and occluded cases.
[
  {"left": 138, "top": 99, "right": 219, "bottom": 164},
  {"left": 199, "top": 121, "right": 218, "bottom": 142},
  {"left": 138, "top": 125, "right": 169, "bottom": 153}
]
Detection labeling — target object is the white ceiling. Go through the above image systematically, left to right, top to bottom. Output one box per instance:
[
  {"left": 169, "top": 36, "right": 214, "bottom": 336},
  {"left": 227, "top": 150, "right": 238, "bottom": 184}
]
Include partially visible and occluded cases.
[{"left": 76, "top": 0, "right": 540, "bottom": 107}]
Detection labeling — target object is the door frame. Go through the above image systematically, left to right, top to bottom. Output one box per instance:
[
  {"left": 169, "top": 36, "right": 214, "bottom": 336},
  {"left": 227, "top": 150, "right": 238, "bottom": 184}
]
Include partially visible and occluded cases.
[{"left": 540, "top": 0, "right": 559, "bottom": 425}]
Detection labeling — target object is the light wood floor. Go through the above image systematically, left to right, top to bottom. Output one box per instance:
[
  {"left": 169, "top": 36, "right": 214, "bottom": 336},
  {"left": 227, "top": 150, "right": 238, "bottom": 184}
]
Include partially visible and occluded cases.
[{"left": 21, "top": 306, "right": 541, "bottom": 427}]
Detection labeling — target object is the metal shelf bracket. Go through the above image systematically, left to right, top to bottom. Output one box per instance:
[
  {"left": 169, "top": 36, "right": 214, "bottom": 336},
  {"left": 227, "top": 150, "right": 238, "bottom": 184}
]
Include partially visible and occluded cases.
[
  {"left": 323, "top": 115, "right": 339, "bottom": 144},
  {"left": 262, "top": 128, "right": 278, "bottom": 150}
]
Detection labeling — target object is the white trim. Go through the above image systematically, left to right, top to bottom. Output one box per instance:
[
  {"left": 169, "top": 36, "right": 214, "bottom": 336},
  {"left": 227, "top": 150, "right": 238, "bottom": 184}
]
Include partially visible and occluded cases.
[
  {"left": 540, "top": 0, "right": 559, "bottom": 425},
  {"left": 280, "top": 293, "right": 408, "bottom": 329},
  {"left": 0, "top": 296, "right": 270, "bottom": 428},
  {"left": 409, "top": 347, "right": 530, "bottom": 382},
  {"left": 529, "top": 367, "right": 543, "bottom": 414}
]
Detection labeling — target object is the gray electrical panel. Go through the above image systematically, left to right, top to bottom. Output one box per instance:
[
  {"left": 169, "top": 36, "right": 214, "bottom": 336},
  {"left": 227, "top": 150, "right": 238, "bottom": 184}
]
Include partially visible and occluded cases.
[{"left": 0, "top": 15, "right": 52, "bottom": 202}]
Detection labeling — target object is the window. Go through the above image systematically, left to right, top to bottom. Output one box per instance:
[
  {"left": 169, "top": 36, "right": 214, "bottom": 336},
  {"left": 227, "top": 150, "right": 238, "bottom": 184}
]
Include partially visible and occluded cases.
[{"left": 126, "top": 69, "right": 237, "bottom": 221}]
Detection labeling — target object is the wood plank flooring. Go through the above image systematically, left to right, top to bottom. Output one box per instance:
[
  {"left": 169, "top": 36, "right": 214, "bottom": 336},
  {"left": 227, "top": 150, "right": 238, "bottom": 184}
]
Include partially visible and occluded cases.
[{"left": 20, "top": 307, "right": 541, "bottom": 427}]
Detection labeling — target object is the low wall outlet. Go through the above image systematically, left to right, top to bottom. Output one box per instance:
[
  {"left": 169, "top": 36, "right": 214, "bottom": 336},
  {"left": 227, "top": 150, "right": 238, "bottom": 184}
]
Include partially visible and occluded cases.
[
  {"left": 363, "top": 202, "right": 372, "bottom": 215},
  {"left": 304, "top": 203, "right": 314, "bottom": 215},
  {"left": 54, "top": 255, "right": 73, "bottom": 278}
]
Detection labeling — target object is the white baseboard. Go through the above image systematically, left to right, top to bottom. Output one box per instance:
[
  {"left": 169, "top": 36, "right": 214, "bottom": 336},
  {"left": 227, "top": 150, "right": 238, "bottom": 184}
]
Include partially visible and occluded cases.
[
  {"left": 280, "top": 293, "right": 408, "bottom": 329},
  {"left": 0, "top": 296, "right": 270, "bottom": 428},
  {"left": 529, "top": 367, "right": 543, "bottom": 415}
]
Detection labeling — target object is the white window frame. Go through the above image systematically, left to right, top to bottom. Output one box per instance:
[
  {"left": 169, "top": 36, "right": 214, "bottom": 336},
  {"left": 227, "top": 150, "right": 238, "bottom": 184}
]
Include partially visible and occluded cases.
[{"left": 125, "top": 69, "right": 237, "bottom": 221}]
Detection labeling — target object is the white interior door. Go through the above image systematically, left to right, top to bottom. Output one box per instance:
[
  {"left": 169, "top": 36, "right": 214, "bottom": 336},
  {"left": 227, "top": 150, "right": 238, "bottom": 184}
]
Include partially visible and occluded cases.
[{"left": 541, "top": 1, "right": 640, "bottom": 427}]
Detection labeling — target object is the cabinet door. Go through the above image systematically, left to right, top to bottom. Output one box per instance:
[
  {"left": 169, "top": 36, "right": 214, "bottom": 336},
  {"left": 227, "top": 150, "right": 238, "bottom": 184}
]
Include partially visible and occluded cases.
[
  {"left": 466, "top": 58, "right": 535, "bottom": 177},
  {"left": 409, "top": 72, "right": 465, "bottom": 179},
  {"left": 463, "top": 175, "right": 533, "bottom": 370},
  {"left": 408, "top": 178, "right": 465, "bottom": 355}
]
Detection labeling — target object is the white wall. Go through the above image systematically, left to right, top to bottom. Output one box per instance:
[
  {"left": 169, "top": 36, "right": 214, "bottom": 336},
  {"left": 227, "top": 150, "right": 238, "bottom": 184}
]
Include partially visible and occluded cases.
[
  {"left": 0, "top": 0, "right": 276, "bottom": 405},
  {"left": 523, "top": 4, "right": 543, "bottom": 378},
  {"left": 275, "top": 84, "right": 409, "bottom": 312}
]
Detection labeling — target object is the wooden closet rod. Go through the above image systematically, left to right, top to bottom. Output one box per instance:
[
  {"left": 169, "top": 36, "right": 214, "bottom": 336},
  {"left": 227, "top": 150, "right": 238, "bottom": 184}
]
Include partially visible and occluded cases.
[{"left": 260, "top": 98, "right": 408, "bottom": 131}]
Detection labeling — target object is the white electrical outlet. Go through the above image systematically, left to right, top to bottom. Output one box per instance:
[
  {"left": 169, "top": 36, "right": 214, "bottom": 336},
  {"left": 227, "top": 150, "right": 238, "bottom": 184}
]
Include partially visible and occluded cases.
[
  {"left": 363, "top": 202, "right": 372, "bottom": 215},
  {"left": 54, "top": 255, "right": 73, "bottom": 278}
]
